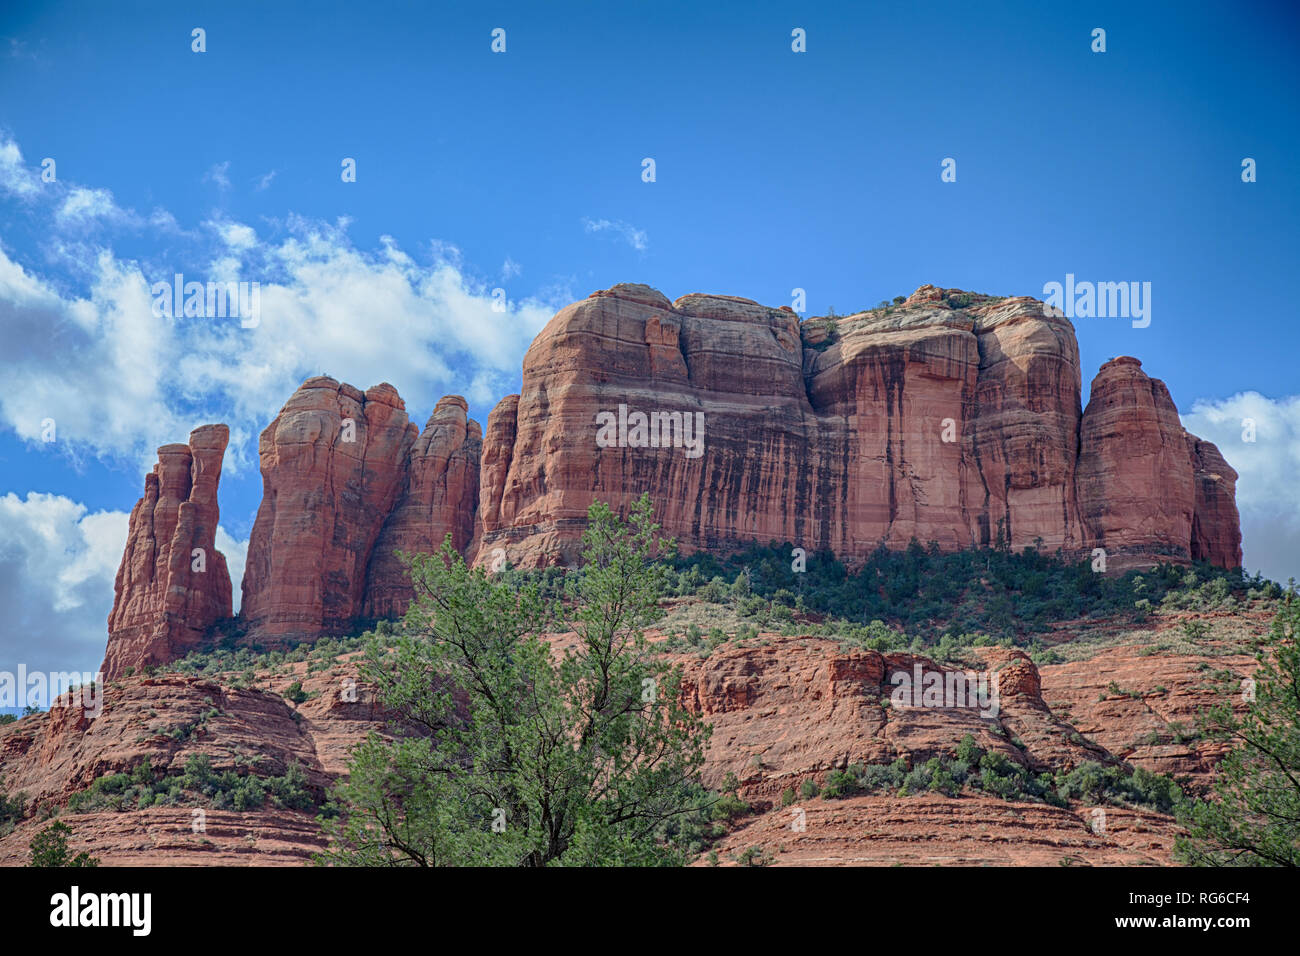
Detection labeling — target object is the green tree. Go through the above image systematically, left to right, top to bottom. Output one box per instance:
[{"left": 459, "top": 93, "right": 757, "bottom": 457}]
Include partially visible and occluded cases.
[
  {"left": 321, "top": 494, "right": 710, "bottom": 866},
  {"left": 1176, "top": 597, "right": 1300, "bottom": 866},
  {"left": 28, "top": 821, "right": 99, "bottom": 867}
]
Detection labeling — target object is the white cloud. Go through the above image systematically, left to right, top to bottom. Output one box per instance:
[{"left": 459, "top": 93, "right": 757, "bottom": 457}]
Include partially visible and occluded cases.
[
  {"left": 0, "top": 137, "right": 39, "bottom": 197},
  {"left": 205, "top": 160, "right": 231, "bottom": 191},
  {"left": 254, "top": 169, "right": 276, "bottom": 191},
  {"left": 56, "top": 186, "right": 119, "bottom": 225},
  {"left": 0, "top": 214, "right": 558, "bottom": 475},
  {"left": 582, "top": 217, "right": 648, "bottom": 252},
  {"left": 213, "top": 220, "right": 257, "bottom": 251},
  {"left": 0, "top": 248, "right": 193, "bottom": 472},
  {"left": 502, "top": 256, "right": 521, "bottom": 280},
  {"left": 1182, "top": 392, "right": 1300, "bottom": 584},
  {"left": 0, "top": 493, "right": 128, "bottom": 676},
  {"left": 0, "top": 493, "right": 252, "bottom": 675},
  {"left": 216, "top": 526, "right": 248, "bottom": 613}
]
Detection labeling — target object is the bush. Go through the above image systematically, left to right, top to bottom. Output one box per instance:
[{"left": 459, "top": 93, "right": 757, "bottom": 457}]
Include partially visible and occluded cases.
[
  {"left": 670, "top": 541, "right": 1258, "bottom": 653},
  {"left": 28, "top": 821, "right": 98, "bottom": 867}
]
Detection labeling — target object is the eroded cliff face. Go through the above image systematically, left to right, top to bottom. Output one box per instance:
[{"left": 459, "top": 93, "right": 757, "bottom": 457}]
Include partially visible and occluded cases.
[
  {"left": 103, "top": 283, "right": 1243, "bottom": 660},
  {"left": 476, "top": 283, "right": 1236, "bottom": 570},
  {"left": 1074, "top": 356, "right": 1244, "bottom": 571},
  {"left": 239, "top": 377, "right": 418, "bottom": 644},
  {"left": 238, "top": 378, "right": 489, "bottom": 644},
  {"left": 362, "top": 396, "right": 482, "bottom": 619},
  {"left": 103, "top": 425, "right": 232, "bottom": 679},
  {"left": 1186, "top": 434, "right": 1243, "bottom": 569}
]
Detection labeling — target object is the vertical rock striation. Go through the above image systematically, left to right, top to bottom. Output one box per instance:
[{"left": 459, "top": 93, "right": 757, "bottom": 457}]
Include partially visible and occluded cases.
[
  {"left": 101, "top": 282, "right": 1245, "bottom": 673},
  {"left": 477, "top": 284, "right": 1241, "bottom": 572},
  {"left": 239, "top": 377, "right": 417, "bottom": 643},
  {"left": 362, "top": 396, "right": 482, "bottom": 619},
  {"left": 104, "top": 425, "right": 232, "bottom": 679}
]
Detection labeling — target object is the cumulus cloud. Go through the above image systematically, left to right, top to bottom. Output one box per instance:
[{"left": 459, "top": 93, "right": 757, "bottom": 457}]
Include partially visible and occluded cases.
[
  {"left": 0, "top": 150, "right": 560, "bottom": 473},
  {"left": 56, "top": 186, "right": 119, "bottom": 226},
  {"left": 582, "top": 217, "right": 648, "bottom": 252},
  {"left": 0, "top": 247, "right": 195, "bottom": 472},
  {"left": 1182, "top": 392, "right": 1300, "bottom": 584},
  {"left": 0, "top": 493, "right": 127, "bottom": 677},
  {"left": 0, "top": 493, "right": 254, "bottom": 678}
]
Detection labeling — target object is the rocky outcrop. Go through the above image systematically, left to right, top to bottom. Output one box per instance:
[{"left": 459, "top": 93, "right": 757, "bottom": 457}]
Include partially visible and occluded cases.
[
  {"left": 101, "top": 283, "right": 1244, "bottom": 672},
  {"left": 476, "top": 284, "right": 1240, "bottom": 569},
  {"left": 1077, "top": 357, "right": 1243, "bottom": 570},
  {"left": 240, "top": 377, "right": 417, "bottom": 644},
  {"left": 239, "top": 379, "right": 486, "bottom": 642},
  {"left": 363, "top": 396, "right": 482, "bottom": 619},
  {"left": 103, "top": 426, "right": 232, "bottom": 680},
  {"left": 1186, "top": 434, "right": 1243, "bottom": 569}
]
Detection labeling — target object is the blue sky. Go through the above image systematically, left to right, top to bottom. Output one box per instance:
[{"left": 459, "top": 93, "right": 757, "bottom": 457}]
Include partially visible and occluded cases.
[{"left": 1, "top": 0, "right": 1297, "bottom": 679}]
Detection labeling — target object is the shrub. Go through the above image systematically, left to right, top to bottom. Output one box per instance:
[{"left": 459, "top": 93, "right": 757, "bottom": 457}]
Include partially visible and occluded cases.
[{"left": 28, "top": 821, "right": 98, "bottom": 867}]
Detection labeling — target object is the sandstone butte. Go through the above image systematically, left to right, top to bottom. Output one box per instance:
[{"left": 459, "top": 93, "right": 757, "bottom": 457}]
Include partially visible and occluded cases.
[{"left": 101, "top": 284, "right": 1242, "bottom": 679}]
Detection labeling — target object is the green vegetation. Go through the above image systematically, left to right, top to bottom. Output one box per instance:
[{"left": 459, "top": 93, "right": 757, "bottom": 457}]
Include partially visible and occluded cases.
[
  {"left": 806, "top": 314, "right": 840, "bottom": 351},
  {"left": 320, "top": 494, "right": 711, "bottom": 866},
  {"left": 670, "top": 540, "right": 1265, "bottom": 650},
  {"left": 1176, "top": 599, "right": 1300, "bottom": 866},
  {"left": 158, "top": 632, "right": 370, "bottom": 680},
  {"left": 813, "top": 736, "right": 1182, "bottom": 812},
  {"left": 67, "top": 754, "right": 318, "bottom": 813},
  {"left": 0, "top": 777, "right": 25, "bottom": 837},
  {"left": 28, "top": 821, "right": 98, "bottom": 867},
  {"left": 734, "top": 845, "right": 775, "bottom": 866}
]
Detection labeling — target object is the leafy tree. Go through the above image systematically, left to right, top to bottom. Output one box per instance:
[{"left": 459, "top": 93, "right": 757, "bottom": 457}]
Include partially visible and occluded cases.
[
  {"left": 321, "top": 494, "right": 710, "bottom": 866},
  {"left": 1176, "top": 597, "right": 1300, "bottom": 866},
  {"left": 28, "top": 821, "right": 99, "bottom": 867}
]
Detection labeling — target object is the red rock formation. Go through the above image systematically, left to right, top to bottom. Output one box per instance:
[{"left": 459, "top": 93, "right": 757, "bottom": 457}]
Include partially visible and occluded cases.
[
  {"left": 101, "top": 283, "right": 1245, "bottom": 677},
  {"left": 477, "top": 283, "right": 1237, "bottom": 569},
  {"left": 1077, "top": 357, "right": 1242, "bottom": 569},
  {"left": 240, "top": 377, "right": 417, "bottom": 643},
  {"left": 363, "top": 396, "right": 482, "bottom": 619},
  {"left": 104, "top": 425, "right": 232, "bottom": 679},
  {"left": 1186, "top": 434, "right": 1243, "bottom": 568}
]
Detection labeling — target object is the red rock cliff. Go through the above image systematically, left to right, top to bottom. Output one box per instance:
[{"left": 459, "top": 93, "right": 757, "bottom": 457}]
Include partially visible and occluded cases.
[
  {"left": 102, "top": 283, "right": 1244, "bottom": 670},
  {"left": 476, "top": 284, "right": 1240, "bottom": 571},
  {"left": 1077, "top": 356, "right": 1242, "bottom": 570},
  {"left": 240, "top": 377, "right": 418, "bottom": 643},
  {"left": 362, "top": 395, "right": 482, "bottom": 619},
  {"left": 103, "top": 425, "right": 232, "bottom": 679}
]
